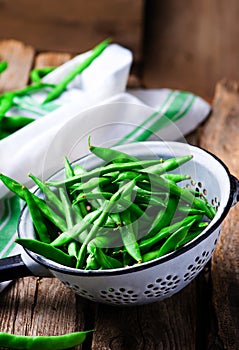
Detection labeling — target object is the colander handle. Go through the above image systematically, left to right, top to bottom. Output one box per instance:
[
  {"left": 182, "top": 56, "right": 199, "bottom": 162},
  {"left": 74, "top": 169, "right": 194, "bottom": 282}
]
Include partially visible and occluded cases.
[
  {"left": 230, "top": 175, "right": 239, "bottom": 206},
  {"left": 0, "top": 251, "right": 53, "bottom": 283},
  {"left": 0, "top": 254, "right": 33, "bottom": 282}
]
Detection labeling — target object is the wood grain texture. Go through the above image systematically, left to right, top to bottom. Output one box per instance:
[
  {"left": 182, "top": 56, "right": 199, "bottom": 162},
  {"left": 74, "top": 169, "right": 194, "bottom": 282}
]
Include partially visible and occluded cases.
[
  {"left": 0, "top": 0, "right": 144, "bottom": 61},
  {"left": 143, "top": 0, "right": 239, "bottom": 98},
  {"left": 0, "top": 39, "right": 35, "bottom": 92},
  {"left": 199, "top": 79, "right": 239, "bottom": 349},
  {"left": 92, "top": 280, "right": 201, "bottom": 350}
]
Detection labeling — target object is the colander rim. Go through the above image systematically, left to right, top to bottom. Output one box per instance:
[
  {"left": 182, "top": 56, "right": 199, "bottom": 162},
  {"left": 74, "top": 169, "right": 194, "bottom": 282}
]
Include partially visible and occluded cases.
[{"left": 18, "top": 141, "right": 235, "bottom": 276}]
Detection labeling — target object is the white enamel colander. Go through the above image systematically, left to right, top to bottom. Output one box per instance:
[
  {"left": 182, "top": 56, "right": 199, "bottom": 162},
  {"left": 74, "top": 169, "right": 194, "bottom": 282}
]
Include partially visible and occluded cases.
[{"left": 0, "top": 141, "right": 238, "bottom": 306}]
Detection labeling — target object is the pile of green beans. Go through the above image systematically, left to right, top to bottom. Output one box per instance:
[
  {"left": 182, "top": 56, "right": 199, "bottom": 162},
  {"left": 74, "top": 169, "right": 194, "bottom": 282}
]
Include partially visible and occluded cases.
[
  {"left": 0, "top": 39, "right": 110, "bottom": 140},
  {"left": 0, "top": 139, "right": 216, "bottom": 270}
]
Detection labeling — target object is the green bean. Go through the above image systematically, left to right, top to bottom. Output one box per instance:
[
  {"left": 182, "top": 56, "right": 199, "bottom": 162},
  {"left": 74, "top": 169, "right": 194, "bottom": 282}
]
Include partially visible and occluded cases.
[
  {"left": 43, "top": 39, "right": 110, "bottom": 104},
  {"left": 0, "top": 60, "right": 8, "bottom": 74},
  {"left": 30, "top": 66, "right": 56, "bottom": 84},
  {"left": 10, "top": 83, "right": 56, "bottom": 97},
  {"left": 0, "top": 92, "right": 14, "bottom": 116},
  {"left": 1, "top": 115, "right": 35, "bottom": 132},
  {"left": 0, "top": 130, "right": 11, "bottom": 140},
  {"left": 88, "top": 136, "right": 139, "bottom": 163},
  {"left": 140, "top": 155, "right": 193, "bottom": 176},
  {"left": 64, "top": 157, "right": 75, "bottom": 178},
  {"left": 63, "top": 158, "right": 89, "bottom": 218},
  {"left": 46, "top": 159, "right": 164, "bottom": 187},
  {"left": 73, "top": 164, "right": 88, "bottom": 175},
  {"left": 112, "top": 171, "right": 143, "bottom": 183},
  {"left": 0, "top": 172, "right": 67, "bottom": 231},
  {"left": 137, "top": 172, "right": 215, "bottom": 220},
  {"left": 0, "top": 173, "right": 26, "bottom": 200},
  {"left": 28, "top": 173, "right": 64, "bottom": 215},
  {"left": 161, "top": 173, "right": 191, "bottom": 183},
  {"left": 70, "top": 176, "right": 112, "bottom": 193},
  {"left": 0, "top": 177, "right": 65, "bottom": 234},
  {"left": 76, "top": 180, "right": 136, "bottom": 268},
  {"left": 23, "top": 187, "right": 51, "bottom": 243},
  {"left": 59, "top": 187, "right": 74, "bottom": 229},
  {"left": 74, "top": 189, "right": 151, "bottom": 224},
  {"left": 133, "top": 191, "right": 166, "bottom": 208},
  {"left": 146, "top": 194, "right": 179, "bottom": 238},
  {"left": 32, "top": 195, "right": 67, "bottom": 232},
  {"left": 178, "top": 205, "right": 205, "bottom": 216},
  {"left": 50, "top": 209, "right": 102, "bottom": 247},
  {"left": 119, "top": 211, "right": 142, "bottom": 263},
  {"left": 139, "top": 215, "right": 201, "bottom": 253},
  {"left": 157, "top": 221, "right": 195, "bottom": 256},
  {"left": 142, "top": 222, "right": 194, "bottom": 262},
  {"left": 176, "top": 222, "right": 209, "bottom": 247},
  {"left": 88, "top": 234, "right": 122, "bottom": 250},
  {"left": 15, "top": 238, "right": 75, "bottom": 267},
  {"left": 67, "top": 241, "right": 80, "bottom": 260},
  {"left": 88, "top": 243, "right": 122, "bottom": 269},
  {"left": 85, "top": 253, "right": 100, "bottom": 270},
  {"left": 0, "top": 330, "right": 91, "bottom": 349}
]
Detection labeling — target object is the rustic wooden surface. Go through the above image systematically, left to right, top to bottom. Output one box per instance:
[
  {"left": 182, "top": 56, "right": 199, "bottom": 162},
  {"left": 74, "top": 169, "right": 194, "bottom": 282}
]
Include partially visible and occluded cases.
[
  {"left": 0, "top": 0, "right": 144, "bottom": 62},
  {"left": 142, "top": 0, "right": 239, "bottom": 99},
  {"left": 0, "top": 39, "right": 238, "bottom": 350},
  {"left": 199, "top": 80, "right": 239, "bottom": 350}
]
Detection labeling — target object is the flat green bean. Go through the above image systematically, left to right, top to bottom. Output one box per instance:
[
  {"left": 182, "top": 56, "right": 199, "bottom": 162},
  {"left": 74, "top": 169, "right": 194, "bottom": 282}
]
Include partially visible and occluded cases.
[{"left": 0, "top": 330, "right": 91, "bottom": 350}]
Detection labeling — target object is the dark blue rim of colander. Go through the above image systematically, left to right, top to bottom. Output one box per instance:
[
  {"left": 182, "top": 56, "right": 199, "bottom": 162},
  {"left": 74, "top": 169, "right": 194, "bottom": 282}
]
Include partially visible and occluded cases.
[{"left": 18, "top": 142, "right": 237, "bottom": 277}]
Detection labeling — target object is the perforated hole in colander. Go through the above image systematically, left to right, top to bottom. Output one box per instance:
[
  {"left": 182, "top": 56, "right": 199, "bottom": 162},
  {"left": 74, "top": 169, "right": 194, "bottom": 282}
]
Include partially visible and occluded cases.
[
  {"left": 184, "top": 178, "right": 220, "bottom": 213},
  {"left": 143, "top": 274, "right": 180, "bottom": 299},
  {"left": 61, "top": 281, "right": 97, "bottom": 301},
  {"left": 99, "top": 287, "right": 139, "bottom": 304}
]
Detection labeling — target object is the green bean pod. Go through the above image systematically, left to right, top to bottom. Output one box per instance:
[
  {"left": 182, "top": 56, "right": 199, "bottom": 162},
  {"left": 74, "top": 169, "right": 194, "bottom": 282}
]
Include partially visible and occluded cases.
[
  {"left": 0, "top": 60, "right": 8, "bottom": 74},
  {"left": 30, "top": 66, "right": 56, "bottom": 84},
  {"left": 1, "top": 116, "right": 35, "bottom": 132},
  {"left": 88, "top": 136, "right": 139, "bottom": 163},
  {"left": 140, "top": 155, "right": 193, "bottom": 176},
  {"left": 46, "top": 159, "right": 166, "bottom": 187},
  {"left": 28, "top": 173, "right": 65, "bottom": 215},
  {"left": 23, "top": 187, "right": 51, "bottom": 243},
  {"left": 50, "top": 209, "right": 102, "bottom": 247},
  {"left": 119, "top": 211, "right": 142, "bottom": 263},
  {"left": 139, "top": 214, "right": 202, "bottom": 253},
  {"left": 142, "top": 222, "right": 194, "bottom": 262},
  {"left": 15, "top": 238, "right": 75, "bottom": 267},
  {"left": 88, "top": 243, "right": 122, "bottom": 269},
  {"left": 0, "top": 330, "right": 91, "bottom": 350}
]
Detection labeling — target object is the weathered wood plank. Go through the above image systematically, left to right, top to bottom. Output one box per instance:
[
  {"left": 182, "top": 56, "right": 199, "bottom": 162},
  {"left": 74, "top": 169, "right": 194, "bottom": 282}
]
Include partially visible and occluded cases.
[
  {"left": 0, "top": 0, "right": 144, "bottom": 62},
  {"left": 143, "top": 0, "right": 239, "bottom": 98},
  {"left": 0, "top": 39, "right": 35, "bottom": 92},
  {"left": 34, "top": 52, "right": 72, "bottom": 69},
  {"left": 199, "top": 79, "right": 239, "bottom": 350},
  {"left": 92, "top": 280, "right": 200, "bottom": 350}
]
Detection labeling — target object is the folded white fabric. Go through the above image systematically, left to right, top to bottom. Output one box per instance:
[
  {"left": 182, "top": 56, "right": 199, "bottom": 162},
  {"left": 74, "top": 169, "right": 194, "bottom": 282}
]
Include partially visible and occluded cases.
[{"left": 0, "top": 42, "right": 211, "bottom": 291}]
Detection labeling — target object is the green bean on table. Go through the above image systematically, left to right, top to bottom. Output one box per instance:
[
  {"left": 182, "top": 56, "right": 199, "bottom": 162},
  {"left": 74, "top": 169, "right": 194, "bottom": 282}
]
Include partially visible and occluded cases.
[
  {"left": 0, "top": 140, "right": 217, "bottom": 270},
  {"left": 0, "top": 330, "right": 92, "bottom": 350}
]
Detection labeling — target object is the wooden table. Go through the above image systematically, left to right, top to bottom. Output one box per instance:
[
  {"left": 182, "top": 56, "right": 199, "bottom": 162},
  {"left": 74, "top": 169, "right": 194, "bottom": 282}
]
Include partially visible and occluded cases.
[{"left": 0, "top": 40, "right": 238, "bottom": 350}]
